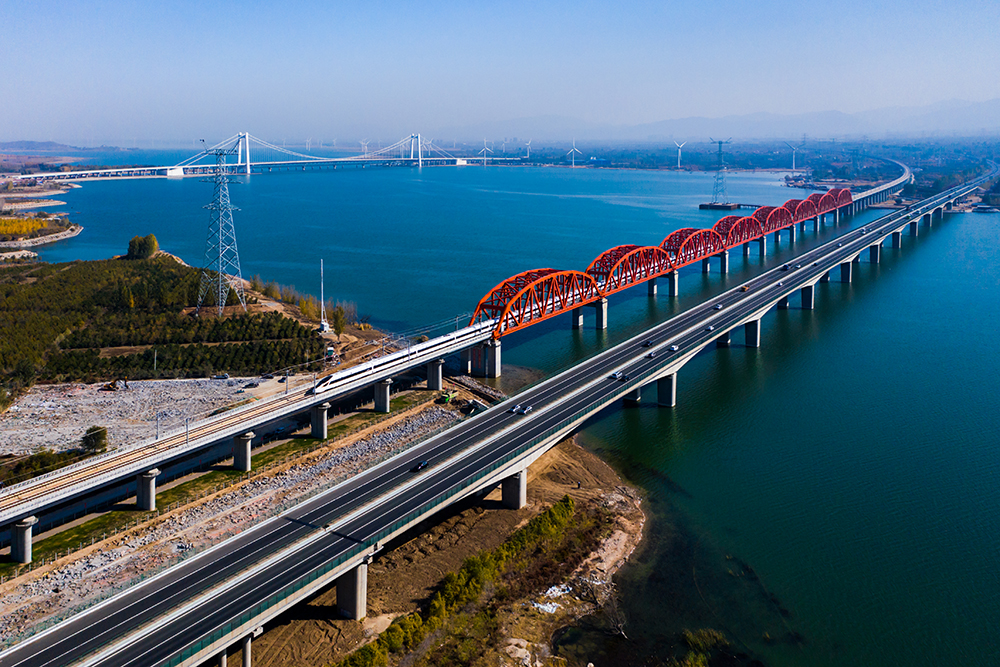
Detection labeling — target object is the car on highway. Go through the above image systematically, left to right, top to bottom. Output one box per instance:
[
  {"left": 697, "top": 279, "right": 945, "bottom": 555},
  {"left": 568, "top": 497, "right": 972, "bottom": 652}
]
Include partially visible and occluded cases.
[
  {"left": 838, "top": 243, "right": 843, "bottom": 247},
  {"left": 813, "top": 262, "right": 818, "bottom": 266},
  {"left": 781, "top": 264, "right": 790, "bottom": 271},
  {"left": 795, "top": 264, "right": 801, "bottom": 269},
  {"left": 778, "top": 281, "right": 783, "bottom": 286},
  {"left": 740, "top": 285, "right": 750, "bottom": 292},
  {"left": 715, "top": 304, "right": 724, "bottom": 310},
  {"left": 706, "top": 325, "right": 715, "bottom": 332},
  {"left": 642, "top": 340, "right": 653, "bottom": 347},
  {"left": 669, "top": 344, "right": 679, "bottom": 352},
  {"left": 645, "top": 351, "right": 656, "bottom": 359},
  {"left": 609, "top": 371, "right": 623, "bottom": 380},
  {"left": 213, "top": 373, "right": 230, "bottom": 380},
  {"left": 261, "top": 373, "right": 275, "bottom": 379},
  {"left": 620, "top": 374, "right": 630, "bottom": 382},
  {"left": 244, "top": 382, "right": 259, "bottom": 389},
  {"left": 509, "top": 404, "right": 522, "bottom": 413},
  {"left": 518, "top": 406, "right": 533, "bottom": 415},
  {"left": 410, "top": 460, "right": 429, "bottom": 472}
]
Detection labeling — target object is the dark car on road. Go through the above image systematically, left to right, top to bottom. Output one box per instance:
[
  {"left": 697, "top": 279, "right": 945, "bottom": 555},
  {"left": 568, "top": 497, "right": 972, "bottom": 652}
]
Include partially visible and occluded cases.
[{"left": 411, "top": 460, "right": 429, "bottom": 472}]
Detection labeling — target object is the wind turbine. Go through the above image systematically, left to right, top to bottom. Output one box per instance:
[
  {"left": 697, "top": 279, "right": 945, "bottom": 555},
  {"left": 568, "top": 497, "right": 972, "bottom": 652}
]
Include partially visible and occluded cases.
[
  {"left": 478, "top": 139, "right": 493, "bottom": 165},
  {"left": 525, "top": 139, "right": 532, "bottom": 159},
  {"left": 567, "top": 140, "right": 582, "bottom": 167},
  {"left": 674, "top": 140, "right": 687, "bottom": 168},
  {"left": 784, "top": 141, "right": 800, "bottom": 170}
]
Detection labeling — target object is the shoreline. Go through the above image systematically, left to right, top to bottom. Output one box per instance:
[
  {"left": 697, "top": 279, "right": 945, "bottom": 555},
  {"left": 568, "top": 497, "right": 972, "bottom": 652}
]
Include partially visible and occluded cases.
[{"left": 0, "top": 224, "right": 83, "bottom": 249}]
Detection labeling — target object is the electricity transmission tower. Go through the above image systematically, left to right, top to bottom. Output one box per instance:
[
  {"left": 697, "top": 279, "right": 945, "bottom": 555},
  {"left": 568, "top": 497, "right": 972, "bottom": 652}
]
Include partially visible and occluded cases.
[
  {"left": 709, "top": 137, "right": 732, "bottom": 204},
  {"left": 197, "top": 142, "right": 247, "bottom": 316}
]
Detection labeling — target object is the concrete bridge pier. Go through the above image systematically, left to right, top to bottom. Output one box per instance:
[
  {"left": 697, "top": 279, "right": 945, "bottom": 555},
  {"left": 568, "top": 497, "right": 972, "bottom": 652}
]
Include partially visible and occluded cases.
[
  {"left": 834, "top": 209, "right": 840, "bottom": 224},
  {"left": 923, "top": 212, "right": 932, "bottom": 229},
  {"left": 813, "top": 216, "right": 820, "bottom": 233},
  {"left": 909, "top": 220, "right": 919, "bottom": 236},
  {"left": 789, "top": 225, "right": 797, "bottom": 243},
  {"left": 892, "top": 231, "right": 903, "bottom": 248},
  {"left": 758, "top": 236, "right": 767, "bottom": 257},
  {"left": 743, "top": 242, "right": 751, "bottom": 257},
  {"left": 869, "top": 244, "right": 882, "bottom": 264},
  {"left": 718, "top": 250, "right": 729, "bottom": 273},
  {"left": 702, "top": 257, "right": 710, "bottom": 273},
  {"left": 840, "top": 261, "right": 853, "bottom": 283},
  {"left": 820, "top": 270, "right": 831, "bottom": 283},
  {"left": 667, "top": 271, "right": 679, "bottom": 297},
  {"left": 647, "top": 277, "right": 657, "bottom": 297},
  {"left": 801, "top": 285, "right": 815, "bottom": 310},
  {"left": 777, "top": 295, "right": 790, "bottom": 310},
  {"left": 592, "top": 298, "right": 608, "bottom": 330},
  {"left": 571, "top": 307, "right": 584, "bottom": 329},
  {"left": 744, "top": 319, "right": 761, "bottom": 348},
  {"left": 716, "top": 330, "right": 731, "bottom": 347},
  {"left": 459, "top": 348, "right": 472, "bottom": 374},
  {"left": 426, "top": 359, "right": 445, "bottom": 391},
  {"left": 657, "top": 374, "right": 677, "bottom": 407},
  {"left": 374, "top": 379, "right": 393, "bottom": 413},
  {"left": 623, "top": 386, "right": 642, "bottom": 403},
  {"left": 311, "top": 403, "right": 330, "bottom": 440},
  {"left": 234, "top": 432, "right": 255, "bottom": 472},
  {"left": 136, "top": 469, "right": 160, "bottom": 511},
  {"left": 502, "top": 469, "right": 527, "bottom": 509},
  {"left": 11, "top": 516, "right": 38, "bottom": 564},
  {"left": 337, "top": 560, "right": 370, "bottom": 620},
  {"left": 241, "top": 636, "right": 251, "bottom": 667},
  {"left": 217, "top": 649, "right": 227, "bottom": 666}
]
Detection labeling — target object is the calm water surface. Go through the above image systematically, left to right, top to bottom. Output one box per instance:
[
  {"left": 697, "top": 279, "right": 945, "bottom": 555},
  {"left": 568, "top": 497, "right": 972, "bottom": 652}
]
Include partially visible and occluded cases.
[{"left": 34, "top": 158, "right": 1000, "bottom": 666}]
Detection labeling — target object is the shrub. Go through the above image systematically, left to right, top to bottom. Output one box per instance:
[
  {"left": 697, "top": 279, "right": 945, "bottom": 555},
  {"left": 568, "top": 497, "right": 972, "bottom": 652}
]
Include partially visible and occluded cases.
[{"left": 81, "top": 425, "right": 108, "bottom": 453}]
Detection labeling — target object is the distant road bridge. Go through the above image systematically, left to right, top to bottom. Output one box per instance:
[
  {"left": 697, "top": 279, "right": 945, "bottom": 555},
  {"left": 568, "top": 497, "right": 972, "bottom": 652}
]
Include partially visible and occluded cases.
[
  {"left": 13, "top": 133, "right": 518, "bottom": 182},
  {"left": 0, "top": 162, "right": 991, "bottom": 667}
]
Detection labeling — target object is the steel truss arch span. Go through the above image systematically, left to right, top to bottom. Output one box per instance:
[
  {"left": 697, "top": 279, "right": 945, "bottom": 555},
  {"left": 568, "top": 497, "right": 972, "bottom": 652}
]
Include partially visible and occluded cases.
[
  {"left": 782, "top": 198, "right": 817, "bottom": 222},
  {"left": 751, "top": 206, "right": 793, "bottom": 234},
  {"left": 713, "top": 215, "right": 763, "bottom": 248},
  {"left": 660, "top": 228, "right": 727, "bottom": 268},
  {"left": 586, "top": 245, "right": 675, "bottom": 296},
  {"left": 471, "top": 268, "right": 602, "bottom": 338}
]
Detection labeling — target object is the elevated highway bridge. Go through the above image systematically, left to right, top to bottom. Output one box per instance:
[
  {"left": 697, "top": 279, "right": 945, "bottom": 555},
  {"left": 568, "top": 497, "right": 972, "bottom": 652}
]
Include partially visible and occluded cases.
[{"left": 0, "top": 162, "right": 992, "bottom": 667}]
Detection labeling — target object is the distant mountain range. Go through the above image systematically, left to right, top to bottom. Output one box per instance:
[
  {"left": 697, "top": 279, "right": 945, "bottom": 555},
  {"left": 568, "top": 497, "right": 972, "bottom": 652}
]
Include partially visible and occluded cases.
[
  {"left": 435, "top": 98, "right": 1000, "bottom": 142},
  {"left": 0, "top": 141, "right": 80, "bottom": 151}
]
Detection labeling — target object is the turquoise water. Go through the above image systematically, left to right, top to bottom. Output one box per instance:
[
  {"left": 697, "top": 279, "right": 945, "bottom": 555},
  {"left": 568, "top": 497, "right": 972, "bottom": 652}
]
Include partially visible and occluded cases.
[{"left": 33, "top": 161, "right": 1000, "bottom": 666}]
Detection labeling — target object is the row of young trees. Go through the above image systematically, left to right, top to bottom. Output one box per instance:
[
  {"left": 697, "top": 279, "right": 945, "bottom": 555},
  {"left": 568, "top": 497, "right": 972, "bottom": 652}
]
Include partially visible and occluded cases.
[{"left": 44, "top": 339, "right": 327, "bottom": 382}]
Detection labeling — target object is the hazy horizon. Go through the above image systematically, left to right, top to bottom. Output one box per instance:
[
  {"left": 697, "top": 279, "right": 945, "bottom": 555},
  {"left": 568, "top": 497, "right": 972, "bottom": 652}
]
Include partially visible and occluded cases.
[{"left": 3, "top": 0, "right": 999, "bottom": 145}]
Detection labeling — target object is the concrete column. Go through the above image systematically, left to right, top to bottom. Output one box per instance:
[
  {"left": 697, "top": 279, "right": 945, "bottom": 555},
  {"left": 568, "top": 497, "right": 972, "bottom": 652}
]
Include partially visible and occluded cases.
[
  {"left": 834, "top": 209, "right": 840, "bottom": 224},
  {"left": 923, "top": 212, "right": 932, "bottom": 228},
  {"left": 813, "top": 216, "right": 820, "bottom": 233},
  {"left": 909, "top": 220, "right": 918, "bottom": 236},
  {"left": 789, "top": 225, "right": 797, "bottom": 243},
  {"left": 774, "top": 231, "right": 781, "bottom": 246},
  {"left": 892, "top": 231, "right": 902, "bottom": 248},
  {"left": 758, "top": 236, "right": 767, "bottom": 256},
  {"left": 743, "top": 241, "right": 751, "bottom": 257},
  {"left": 869, "top": 244, "right": 882, "bottom": 264},
  {"left": 718, "top": 250, "right": 729, "bottom": 274},
  {"left": 853, "top": 252, "right": 861, "bottom": 263},
  {"left": 702, "top": 257, "right": 711, "bottom": 273},
  {"left": 840, "top": 261, "right": 853, "bottom": 283},
  {"left": 820, "top": 270, "right": 831, "bottom": 283},
  {"left": 667, "top": 271, "right": 679, "bottom": 297},
  {"left": 647, "top": 277, "right": 657, "bottom": 297},
  {"left": 801, "top": 285, "right": 815, "bottom": 310},
  {"left": 777, "top": 295, "right": 790, "bottom": 310},
  {"left": 592, "top": 298, "right": 608, "bottom": 330},
  {"left": 571, "top": 307, "right": 584, "bottom": 329},
  {"left": 744, "top": 319, "right": 761, "bottom": 348},
  {"left": 715, "top": 330, "right": 731, "bottom": 347},
  {"left": 486, "top": 339, "right": 502, "bottom": 378},
  {"left": 459, "top": 348, "right": 472, "bottom": 374},
  {"left": 426, "top": 359, "right": 444, "bottom": 391},
  {"left": 657, "top": 375, "right": 677, "bottom": 407},
  {"left": 374, "top": 379, "right": 392, "bottom": 413},
  {"left": 623, "top": 386, "right": 642, "bottom": 403},
  {"left": 311, "top": 402, "right": 330, "bottom": 440},
  {"left": 234, "top": 432, "right": 254, "bottom": 472},
  {"left": 136, "top": 468, "right": 160, "bottom": 511},
  {"left": 501, "top": 469, "right": 527, "bottom": 509},
  {"left": 11, "top": 516, "right": 38, "bottom": 564},
  {"left": 337, "top": 561, "right": 369, "bottom": 620},
  {"left": 241, "top": 637, "right": 251, "bottom": 667},
  {"left": 218, "top": 650, "right": 227, "bottom": 667}
]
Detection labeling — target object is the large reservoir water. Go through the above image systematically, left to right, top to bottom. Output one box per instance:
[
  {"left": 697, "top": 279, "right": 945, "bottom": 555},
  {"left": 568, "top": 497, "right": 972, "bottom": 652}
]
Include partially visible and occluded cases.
[{"left": 30, "top": 157, "right": 1000, "bottom": 666}]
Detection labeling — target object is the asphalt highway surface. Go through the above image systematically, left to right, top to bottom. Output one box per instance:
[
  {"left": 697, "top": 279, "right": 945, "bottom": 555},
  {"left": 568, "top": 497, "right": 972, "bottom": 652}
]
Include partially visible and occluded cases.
[{"left": 1, "top": 171, "right": 992, "bottom": 667}]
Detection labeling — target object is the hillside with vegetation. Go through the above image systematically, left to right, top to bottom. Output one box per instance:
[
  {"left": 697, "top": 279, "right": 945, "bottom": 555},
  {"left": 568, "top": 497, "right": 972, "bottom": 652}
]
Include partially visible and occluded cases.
[{"left": 0, "top": 242, "right": 328, "bottom": 411}]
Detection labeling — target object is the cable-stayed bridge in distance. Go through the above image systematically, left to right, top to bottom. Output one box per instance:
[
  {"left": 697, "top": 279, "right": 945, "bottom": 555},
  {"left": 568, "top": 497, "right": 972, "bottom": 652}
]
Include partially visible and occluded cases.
[{"left": 15, "top": 133, "right": 521, "bottom": 181}]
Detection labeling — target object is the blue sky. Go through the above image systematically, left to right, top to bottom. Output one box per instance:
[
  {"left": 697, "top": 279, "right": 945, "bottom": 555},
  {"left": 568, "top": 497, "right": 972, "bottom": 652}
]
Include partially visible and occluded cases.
[{"left": 3, "top": 0, "right": 998, "bottom": 144}]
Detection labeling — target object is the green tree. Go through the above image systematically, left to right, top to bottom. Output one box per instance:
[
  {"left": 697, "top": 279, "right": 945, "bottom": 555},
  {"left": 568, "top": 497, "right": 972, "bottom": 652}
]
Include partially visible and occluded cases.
[{"left": 81, "top": 425, "right": 108, "bottom": 454}]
